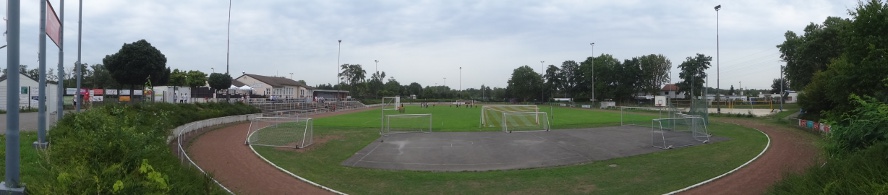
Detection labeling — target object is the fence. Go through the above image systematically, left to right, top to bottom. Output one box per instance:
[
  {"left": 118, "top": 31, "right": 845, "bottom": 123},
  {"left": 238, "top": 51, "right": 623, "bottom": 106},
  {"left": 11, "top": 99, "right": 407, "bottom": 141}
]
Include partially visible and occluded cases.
[{"left": 798, "top": 119, "right": 831, "bottom": 133}]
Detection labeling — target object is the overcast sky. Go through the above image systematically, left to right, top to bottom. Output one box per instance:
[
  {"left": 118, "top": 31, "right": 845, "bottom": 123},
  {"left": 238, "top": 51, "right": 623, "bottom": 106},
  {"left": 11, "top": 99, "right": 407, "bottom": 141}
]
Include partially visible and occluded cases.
[{"left": 1, "top": 0, "right": 858, "bottom": 90}]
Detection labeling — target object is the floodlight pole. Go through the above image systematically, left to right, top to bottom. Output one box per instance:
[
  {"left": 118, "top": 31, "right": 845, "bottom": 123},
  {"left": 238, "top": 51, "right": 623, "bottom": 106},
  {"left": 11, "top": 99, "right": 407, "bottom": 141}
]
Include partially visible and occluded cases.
[
  {"left": 76, "top": 0, "right": 83, "bottom": 112},
  {"left": 226, "top": 0, "right": 232, "bottom": 102},
  {"left": 715, "top": 5, "right": 721, "bottom": 114},
  {"left": 337, "top": 40, "right": 341, "bottom": 95},
  {"left": 590, "top": 43, "right": 595, "bottom": 106},
  {"left": 374, "top": 60, "right": 378, "bottom": 75},
  {"left": 540, "top": 60, "right": 544, "bottom": 103},
  {"left": 459, "top": 67, "right": 462, "bottom": 99}
]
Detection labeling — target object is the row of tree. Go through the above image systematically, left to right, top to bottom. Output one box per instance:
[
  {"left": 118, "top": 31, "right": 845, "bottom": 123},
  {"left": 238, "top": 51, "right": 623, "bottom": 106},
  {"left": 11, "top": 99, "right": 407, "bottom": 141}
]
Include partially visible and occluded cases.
[{"left": 777, "top": 0, "right": 888, "bottom": 118}]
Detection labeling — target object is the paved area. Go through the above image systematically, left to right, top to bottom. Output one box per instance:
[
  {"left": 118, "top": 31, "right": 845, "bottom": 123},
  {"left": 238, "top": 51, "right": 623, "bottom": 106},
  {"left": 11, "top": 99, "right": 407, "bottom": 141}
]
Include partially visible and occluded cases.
[
  {"left": 0, "top": 112, "right": 52, "bottom": 134},
  {"left": 342, "top": 126, "right": 728, "bottom": 171}
]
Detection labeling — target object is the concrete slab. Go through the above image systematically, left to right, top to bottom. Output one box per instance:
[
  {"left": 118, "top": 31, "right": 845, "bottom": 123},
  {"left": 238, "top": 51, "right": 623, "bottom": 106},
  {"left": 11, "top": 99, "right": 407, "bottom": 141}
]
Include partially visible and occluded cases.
[{"left": 342, "top": 126, "right": 728, "bottom": 171}]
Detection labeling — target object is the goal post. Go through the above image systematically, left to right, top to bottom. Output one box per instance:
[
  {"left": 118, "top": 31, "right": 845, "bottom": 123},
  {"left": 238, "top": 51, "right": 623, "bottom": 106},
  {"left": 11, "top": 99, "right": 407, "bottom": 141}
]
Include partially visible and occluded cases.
[
  {"left": 382, "top": 96, "right": 401, "bottom": 111},
  {"left": 480, "top": 105, "right": 539, "bottom": 128},
  {"left": 620, "top": 106, "right": 680, "bottom": 128},
  {"left": 502, "top": 112, "right": 549, "bottom": 133},
  {"left": 382, "top": 114, "right": 432, "bottom": 136},
  {"left": 651, "top": 116, "right": 710, "bottom": 149},
  {"left": 245, "top": 117, "right": 313, "bottom": 149}
]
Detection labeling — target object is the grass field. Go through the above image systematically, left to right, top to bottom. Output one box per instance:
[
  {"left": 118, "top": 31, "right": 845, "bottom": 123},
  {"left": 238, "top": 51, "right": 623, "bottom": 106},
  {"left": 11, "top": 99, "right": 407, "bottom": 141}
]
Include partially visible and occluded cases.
[{"left": 252, "top": 105, "right": 768, "bottom": 194}]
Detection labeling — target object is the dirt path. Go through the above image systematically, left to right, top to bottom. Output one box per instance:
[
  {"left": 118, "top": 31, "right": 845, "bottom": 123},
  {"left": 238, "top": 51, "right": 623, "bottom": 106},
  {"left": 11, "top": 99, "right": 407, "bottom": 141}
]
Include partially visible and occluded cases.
[
  {"left": 187, "top": 108, "right": 375, "bottom": 195},
  {"left": 188, "top": 109, "right": 820, "bottom": 194},
  {"left": 680, "top": 118, "right": 822, "bottom": 195}
]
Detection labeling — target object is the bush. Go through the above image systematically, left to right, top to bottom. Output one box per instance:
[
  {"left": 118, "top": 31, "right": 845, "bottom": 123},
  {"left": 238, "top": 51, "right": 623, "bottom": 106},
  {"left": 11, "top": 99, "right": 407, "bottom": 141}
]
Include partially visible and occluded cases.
[
  {"left": 825, "top": 95, "right": 888, "bottom": 157},
  {"left": 30, "top": 102, "right": 259, "bottom": 194},
  {"left": 768, "top": 142, "right": 888, "bottom": 194}
]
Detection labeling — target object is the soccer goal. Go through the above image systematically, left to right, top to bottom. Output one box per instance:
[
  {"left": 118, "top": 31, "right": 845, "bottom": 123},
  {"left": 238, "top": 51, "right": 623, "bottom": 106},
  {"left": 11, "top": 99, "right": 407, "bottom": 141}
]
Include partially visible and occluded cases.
[
  {"left": 382, "top": 96, "right": 401, "bottom": 111},
  {"left": 480, "top": 105, "right": 539, "bottom": 128},
  {"left": 620, "top": 106, "right": 681, "bottom": 128},
  {"left": 502, "top": 112, "right": 550, "bottom": 133},
  {"left": 381, "top": 114, "right": 432, "bottom": 136},
  {"left": 651, "top": 116, "right": 710, "bottom": 149},
  {"left": 244, "top": 117, "right": 313, "bottom": 149}
]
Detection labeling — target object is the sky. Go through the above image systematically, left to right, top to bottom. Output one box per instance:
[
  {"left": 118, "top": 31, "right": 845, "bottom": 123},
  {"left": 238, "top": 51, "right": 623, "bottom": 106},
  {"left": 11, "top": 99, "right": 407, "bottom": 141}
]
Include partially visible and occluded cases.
[{"left": 0, "top": 0, "right": 860, "bottom": 90}]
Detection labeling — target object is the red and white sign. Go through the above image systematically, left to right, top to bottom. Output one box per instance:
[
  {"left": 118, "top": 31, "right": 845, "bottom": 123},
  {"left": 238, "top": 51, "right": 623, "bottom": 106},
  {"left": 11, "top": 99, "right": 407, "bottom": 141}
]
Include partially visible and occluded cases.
[{"left": 45, "top": 0, "right": 62, "bottom": 48}]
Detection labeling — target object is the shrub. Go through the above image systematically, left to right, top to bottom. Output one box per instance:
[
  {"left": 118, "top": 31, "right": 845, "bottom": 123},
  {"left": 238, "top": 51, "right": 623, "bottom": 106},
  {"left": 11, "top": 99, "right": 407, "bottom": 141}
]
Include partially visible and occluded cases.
[
  {"left": 825, "top": 95, "right": 888, "bottom": 157},
  {"left": 30, "top": 102, "right": 258, "bottom": 194},
  {"left": 768, "top": 142, "right": 888, "bottom": 194}
]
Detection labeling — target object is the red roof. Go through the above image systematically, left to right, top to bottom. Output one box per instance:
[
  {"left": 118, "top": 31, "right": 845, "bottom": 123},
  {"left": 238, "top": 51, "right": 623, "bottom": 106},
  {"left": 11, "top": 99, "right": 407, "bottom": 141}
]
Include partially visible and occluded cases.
[{"left": 661, "top": 84, "right": 679, "bottom": 91}]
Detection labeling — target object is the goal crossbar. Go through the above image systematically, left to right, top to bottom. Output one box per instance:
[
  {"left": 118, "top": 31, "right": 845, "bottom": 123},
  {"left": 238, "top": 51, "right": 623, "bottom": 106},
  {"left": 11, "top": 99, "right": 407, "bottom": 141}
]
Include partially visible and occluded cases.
[
  {"left": 480, "top": 105, "right": 539, "bottom": 128},
  {"left": 502, "top": 111, "right": 549, "bottom": 133},
  {"left": 382, "top": 114, "right": 432, "bottom": 136},
  {"left": 245, "top": 117, "right": 314, "bottom": 148}
]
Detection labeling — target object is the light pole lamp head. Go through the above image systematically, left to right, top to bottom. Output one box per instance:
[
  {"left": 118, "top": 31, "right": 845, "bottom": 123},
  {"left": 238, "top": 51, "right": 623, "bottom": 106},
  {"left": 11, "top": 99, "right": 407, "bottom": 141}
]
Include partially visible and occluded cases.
[
  {"left": 715, "top": 5, "right": 721, "bottom": 11},
  {"left": 338, "top": 40, "right": 341, "bottom": 43},
  {"left": 590, "top": 42, "right": 594, "bottom": 46}
]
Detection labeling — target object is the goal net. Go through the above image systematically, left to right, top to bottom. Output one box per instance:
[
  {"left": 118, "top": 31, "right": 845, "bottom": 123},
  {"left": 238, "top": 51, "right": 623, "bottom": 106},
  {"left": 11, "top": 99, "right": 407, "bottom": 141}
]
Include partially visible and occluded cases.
[
  {"left": 382, "top": 96, "right": 401, "bottom": 111},
  {"left": 480, "top": 105, "right": 539, "bottom": 128},
  {"left": 620, "top": 106, "right": 681, "bottom": 128},
  {"left": 502, "top": 112, "right": 550, "bottom": 133},
  {"left": 382, "top": 114, "right": 432, "bottom": 136},
  {"left": 651, "top": 116, "right": 710, "bottom": 149},
  {"left": 245, "top": 117, "right": 313, "bottom": 148}
]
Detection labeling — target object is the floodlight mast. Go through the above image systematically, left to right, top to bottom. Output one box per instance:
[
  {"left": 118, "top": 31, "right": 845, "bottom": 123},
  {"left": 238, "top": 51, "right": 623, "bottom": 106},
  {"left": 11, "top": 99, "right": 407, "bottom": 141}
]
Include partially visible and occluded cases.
[{"left": 714, "top": 4, "right": 721, "bottom": 113}]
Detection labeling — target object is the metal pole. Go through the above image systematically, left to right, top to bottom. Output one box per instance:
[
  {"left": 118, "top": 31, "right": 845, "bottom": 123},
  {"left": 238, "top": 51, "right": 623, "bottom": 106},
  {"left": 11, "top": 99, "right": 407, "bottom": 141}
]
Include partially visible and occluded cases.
[
  {"left": 2, "top": 0, "right": 24, "bottom": 191},
  {"left": 37, "top": 0, "right": 48, "bottom": 149},
  {"left": 59, "top": 0, "right": 67, "bottom": 117},
  {"left": 76, "top": 0, "right": 83, "bottom": 112},
  {"left": 226, "top": 0, "right": 232, "bottom": 102},
  {"left": 715, "top": 5, "right": 721, "bottom": 114},
  {"left": 337, "top": 40, "right": 341, "bottom": 93},
  {"left": 590, "top": 43, "right": 595, "bottom": 107},
  {"left": 374, "top": 60, "right": 378, "bottom": 75},
  {"left": 540, "top": 60, "right": 544, "bottom": 103},
  {"left": 780, "top": 66, "right": 784, "bottom": 111},
  {"left": 459, "top": 67, "right": 462, "bottom": 98}
]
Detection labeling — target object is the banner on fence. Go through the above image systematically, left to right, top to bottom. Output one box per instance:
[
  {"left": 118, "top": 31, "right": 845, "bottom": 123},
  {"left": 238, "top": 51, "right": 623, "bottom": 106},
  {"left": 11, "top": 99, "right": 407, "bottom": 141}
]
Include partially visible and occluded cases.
[{"left": 799, "top": 119, "right": 831, "bottom": 133}]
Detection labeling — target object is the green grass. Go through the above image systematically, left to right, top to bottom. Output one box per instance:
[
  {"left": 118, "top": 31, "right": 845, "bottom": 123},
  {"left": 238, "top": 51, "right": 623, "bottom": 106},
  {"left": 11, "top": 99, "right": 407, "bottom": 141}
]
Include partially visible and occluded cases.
[
  {"left": 254, "top": 105, "right": 768, "bottom": 194},
  {"left": 0, "top": 132, "right": 55, "bottom": 188}
]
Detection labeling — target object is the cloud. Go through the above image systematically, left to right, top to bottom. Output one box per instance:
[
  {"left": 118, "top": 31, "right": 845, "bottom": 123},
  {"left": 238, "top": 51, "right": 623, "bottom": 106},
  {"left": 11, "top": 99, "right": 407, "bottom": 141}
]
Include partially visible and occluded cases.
[{"left": 0, "top": 0, "right": 857, "bottom": 90}]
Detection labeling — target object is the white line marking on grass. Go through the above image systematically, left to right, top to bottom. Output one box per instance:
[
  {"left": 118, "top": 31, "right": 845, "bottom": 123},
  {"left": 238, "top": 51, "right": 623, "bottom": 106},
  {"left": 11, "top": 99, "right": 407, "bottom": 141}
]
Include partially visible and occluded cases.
[
  {"left": 664, "top": 124, "right": 771, "bottom": 195},
  {"left": 249, "top": 145, "right": 347, "bottom": 195}
]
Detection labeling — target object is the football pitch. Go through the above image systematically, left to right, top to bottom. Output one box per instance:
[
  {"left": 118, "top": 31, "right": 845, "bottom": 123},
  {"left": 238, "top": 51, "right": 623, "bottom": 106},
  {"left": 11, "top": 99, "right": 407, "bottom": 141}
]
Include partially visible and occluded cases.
[{"left": 252, "top": 104, "right": 767, "bottom": 194}]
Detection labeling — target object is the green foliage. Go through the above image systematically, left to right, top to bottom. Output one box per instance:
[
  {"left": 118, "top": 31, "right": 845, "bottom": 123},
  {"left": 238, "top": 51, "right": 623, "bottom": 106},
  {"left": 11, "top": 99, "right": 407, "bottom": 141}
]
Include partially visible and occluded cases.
[
  {"left": 777, "top": 16, "right": 849, "bottom": 90},
  {"left": 103, "top": 39, "right": 169, "bottom": 91},
  {"left": 677, "top": 53, "right": 712, "bottom": 98},
  {"left": 637, "top": 54, "right": 672, "bottom": 95},
  {"left": 506, "top": 65, "right": 543, "bottom": 102},
  {"left": 207, "top": 73, "right": 232, "bottom": 92},
  {"left": 825, "top": 95, "right": 888, "bottom": 157},
  {"left": 28, "top": 102, "right": 259, "bottom": 194},
  {"left": 769, "top": 142, "right": 888, "bottom": 195}
]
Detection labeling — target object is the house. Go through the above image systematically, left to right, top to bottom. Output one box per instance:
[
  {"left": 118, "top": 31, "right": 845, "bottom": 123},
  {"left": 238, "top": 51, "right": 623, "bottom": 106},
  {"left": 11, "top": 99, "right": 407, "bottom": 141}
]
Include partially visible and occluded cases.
[
  {"left": 0, "top": 73, "right": 59, "bottom": 112},
  {"left": 235, "top": 73, "right": 314, "bottom": 100},
  {"left": 660, "top": 84, "right": 686, "bottom": 99}
]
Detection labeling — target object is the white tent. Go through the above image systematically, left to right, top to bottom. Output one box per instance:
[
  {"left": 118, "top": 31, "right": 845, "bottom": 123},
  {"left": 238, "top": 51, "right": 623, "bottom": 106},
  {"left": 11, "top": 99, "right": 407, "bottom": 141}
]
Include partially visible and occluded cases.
[{"left": 238, "top": 85, "right": 252, "bottom": 90}]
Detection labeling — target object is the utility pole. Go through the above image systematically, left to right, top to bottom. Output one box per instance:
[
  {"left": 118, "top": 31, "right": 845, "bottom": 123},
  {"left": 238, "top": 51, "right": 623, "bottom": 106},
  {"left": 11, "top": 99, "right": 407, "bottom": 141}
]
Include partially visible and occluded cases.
[
  {"left": 2, "top": 0, "right": 25, "bottom": 192},
  {"left": 226, "top": 0, "right": 232, "bottom": 102}
]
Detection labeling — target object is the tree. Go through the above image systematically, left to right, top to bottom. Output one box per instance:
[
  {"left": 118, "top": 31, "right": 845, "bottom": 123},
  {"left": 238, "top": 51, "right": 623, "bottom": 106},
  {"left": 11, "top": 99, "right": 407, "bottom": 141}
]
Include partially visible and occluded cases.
[
  {"left": 777, "top": 16, "right": 849, "bottom": 90},
  {"left": 103, "top": 39, "right": 169, "bottom": 97},
  {"left": 580, "top": 54, "right": 622, "bottom": 101},
  {"left": 638, "top": 54, "right": 672, "bottom": 95},
  {"left": 677, "top": 54, "right": 712, "bottom": 98},
  {"left": 559, "top": 60, "right": 580, "bottom": 98},
  {"left": 90, "top": 64, "right": 119, "bottom": 89},
  {"left": 338, "top": 64, "right": 366, "bottom": 91},
  {"left": 506, "top": 65, "right": 543, "bottom": 102},
  {"left": 544, "top": 65, "right": 561, "bottom": 98},
  {"left": 168, "top": 69, "right": 187, "bottom": 86},
  {"left": 185, "top": 70, "right": 208, "bottom": 88},
  {"left": 207, "top": 73, "right": 232, "bottom": 95},
  {"left": 383, "top": 77, "right": 401, "bottom": 97},
  {"left": 770, "top": 78, "right": 788, "bottom": 94},
  {"left": 407, "top": 82, "right": 423, "bottom": 98},
  {"left": 728, "top": 85, "right": 735, "bottom": 96}
]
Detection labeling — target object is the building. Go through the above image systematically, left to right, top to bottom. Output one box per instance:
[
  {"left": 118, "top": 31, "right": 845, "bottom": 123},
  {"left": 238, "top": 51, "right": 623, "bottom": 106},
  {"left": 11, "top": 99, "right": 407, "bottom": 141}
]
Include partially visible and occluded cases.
[
  {"left": 0, "top": 73, "right": 59, "bottom": 112},
  {"left": 235, "top": 73, "right": 313, "bottom": 100},
  {"left": 660, "top": 84, "right": 686, "bottom": 99}
]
